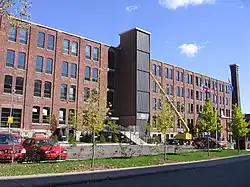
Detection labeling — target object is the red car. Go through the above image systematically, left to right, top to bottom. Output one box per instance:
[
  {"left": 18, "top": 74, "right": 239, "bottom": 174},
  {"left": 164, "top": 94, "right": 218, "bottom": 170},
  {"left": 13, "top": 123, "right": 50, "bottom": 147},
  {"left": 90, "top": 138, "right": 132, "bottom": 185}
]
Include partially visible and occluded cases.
[
  {"left": 0, "top": 132, "right": 26, "bottom": 163},
  {"left": 22, "top": 137, "right": 67, "bottom": 162}
]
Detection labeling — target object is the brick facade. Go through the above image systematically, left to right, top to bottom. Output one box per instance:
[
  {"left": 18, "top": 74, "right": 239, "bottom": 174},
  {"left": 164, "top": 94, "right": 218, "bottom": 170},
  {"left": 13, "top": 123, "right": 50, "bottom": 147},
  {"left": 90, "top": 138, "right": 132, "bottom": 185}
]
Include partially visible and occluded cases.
[{"left": 0, "top": 17, "right": 232, "bottom": 139}]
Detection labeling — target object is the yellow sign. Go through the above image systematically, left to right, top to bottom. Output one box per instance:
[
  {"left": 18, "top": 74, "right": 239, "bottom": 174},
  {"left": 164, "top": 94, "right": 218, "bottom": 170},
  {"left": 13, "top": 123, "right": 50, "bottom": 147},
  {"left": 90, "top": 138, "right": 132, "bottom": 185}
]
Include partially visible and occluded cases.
[{"left": 8, "top": 116, "right": 13, "bottom": 124}]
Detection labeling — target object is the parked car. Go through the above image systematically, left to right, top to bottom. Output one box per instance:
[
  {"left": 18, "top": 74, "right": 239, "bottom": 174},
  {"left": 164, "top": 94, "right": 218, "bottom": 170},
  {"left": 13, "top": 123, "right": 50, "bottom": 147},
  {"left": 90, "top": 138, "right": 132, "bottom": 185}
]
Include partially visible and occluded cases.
[
  {"left": 0, "top": 132, "right": 26, "bottom": 163},
  {"left": 22, "top": 137, "right": 68, "bottom": 162},
  {"left": 192, "top": 137, "right": 227, "bottom": 149}
]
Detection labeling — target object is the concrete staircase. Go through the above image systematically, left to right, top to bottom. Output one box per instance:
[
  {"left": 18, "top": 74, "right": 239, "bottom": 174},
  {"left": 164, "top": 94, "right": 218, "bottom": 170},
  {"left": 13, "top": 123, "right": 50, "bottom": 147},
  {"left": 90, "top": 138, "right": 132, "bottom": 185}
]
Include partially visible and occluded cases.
[{"left": 120, "top": 131, "right": 147, "bottom": 145}]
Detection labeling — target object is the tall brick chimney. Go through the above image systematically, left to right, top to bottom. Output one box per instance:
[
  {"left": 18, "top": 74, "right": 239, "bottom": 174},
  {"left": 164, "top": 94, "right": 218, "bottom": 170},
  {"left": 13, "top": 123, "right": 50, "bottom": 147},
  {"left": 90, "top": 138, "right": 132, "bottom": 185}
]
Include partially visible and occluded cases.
[{"left": 230, "top": 64, "right": 241, "bottom": 108}]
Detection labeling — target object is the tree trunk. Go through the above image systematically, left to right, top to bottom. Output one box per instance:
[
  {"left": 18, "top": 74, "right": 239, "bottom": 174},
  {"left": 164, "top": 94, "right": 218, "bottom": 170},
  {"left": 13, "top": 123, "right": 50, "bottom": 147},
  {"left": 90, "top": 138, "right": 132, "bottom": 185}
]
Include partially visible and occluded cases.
[
  {"left": 91, "top": 132, "right": 96, "bottom": 168},
  {"left": 164, "top": 135, "right": 167, "bottom": 161},
  {"left": 207, "top": 135, "right": 210, "bottom": 157},
  {"left": 237, "top": 137, "right": 240, "bottom": 154}
]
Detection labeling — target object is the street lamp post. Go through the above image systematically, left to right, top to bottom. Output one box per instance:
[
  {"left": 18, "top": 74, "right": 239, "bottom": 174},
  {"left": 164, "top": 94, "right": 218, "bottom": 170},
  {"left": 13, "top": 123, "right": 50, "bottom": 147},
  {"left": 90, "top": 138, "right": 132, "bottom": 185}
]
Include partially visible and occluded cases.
[{"left": 8, "top": 88, "right": 16, "bottom": 134}]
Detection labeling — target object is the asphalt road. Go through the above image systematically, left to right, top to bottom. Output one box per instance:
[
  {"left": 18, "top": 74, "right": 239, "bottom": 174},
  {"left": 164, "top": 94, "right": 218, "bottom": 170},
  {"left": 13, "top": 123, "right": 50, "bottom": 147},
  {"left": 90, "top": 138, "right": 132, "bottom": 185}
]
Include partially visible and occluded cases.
[{"left": 61, "top": 160, "right": 250, "bottom": 187}]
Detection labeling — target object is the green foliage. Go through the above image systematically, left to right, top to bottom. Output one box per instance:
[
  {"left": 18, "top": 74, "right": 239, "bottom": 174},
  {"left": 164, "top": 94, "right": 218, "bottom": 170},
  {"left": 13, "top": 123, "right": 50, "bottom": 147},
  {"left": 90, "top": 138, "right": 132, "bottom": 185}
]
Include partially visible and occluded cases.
[
  {"left": 78, "top": 90, "right": 109, "bottom": 134},
  {"left": 155, "top": 94, "right": 175, "bottom": 134},
  {"left": 197, "top": 99, "right": 219, "bottom": 133},
  {"left": 230, "top": 104, "right": 249, "bottom": 138},
  {"left": 68, "top": 111, "right": 77, "bottom": 128},
  {"left": 99, "top": 133, "right": 106, "bottom": 143},
  {"left": 112, "top": 133, "right": 119, "bottom": 143},
  {"left": 68, "top": 134, "right": 77, "bottom": 147},
  {"left": 50, "top": 135, "right": 58, "bottom": 143}
]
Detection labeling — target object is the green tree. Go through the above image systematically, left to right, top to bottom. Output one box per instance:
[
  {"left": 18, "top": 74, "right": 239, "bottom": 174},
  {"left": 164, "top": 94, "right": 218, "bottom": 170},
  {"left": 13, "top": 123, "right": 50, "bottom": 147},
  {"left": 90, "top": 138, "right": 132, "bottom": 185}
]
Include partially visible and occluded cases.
[
  {"left": 0, "top": 0, "right": 31, "bottom": 25},
  {"left": 77, "top": 90, "right": 110, "bottom": 167},
  {"left": 155, "top": 94, "right": 175, "bottom": 160},
  {"left": 197, "top": 99, "right": 220, "bottom": 155},
  {"left": 230, "top": 104, "right": 249, "bottom": 152},
  {"left": 50, "top": 114, "right": 58, "bottom": 134},
  {"left": 99, "top": 133, "right": 106, "bottom": 143}
]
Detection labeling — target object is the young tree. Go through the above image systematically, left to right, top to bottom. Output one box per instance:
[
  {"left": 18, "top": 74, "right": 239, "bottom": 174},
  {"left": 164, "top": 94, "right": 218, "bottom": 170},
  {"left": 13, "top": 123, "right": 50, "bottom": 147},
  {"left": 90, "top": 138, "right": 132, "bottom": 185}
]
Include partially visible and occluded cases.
[
  {"left": 0, "top": 0, "right": 31, "bottom": 25},
  {"left": 77, "top": 90, "right": 110, "bottom": 167},
  {"left": 155, "top": 94, "right": 175, "bottom": 160},
  {"left": 197, "top": 99, "right": 220, "bottom": 155},
  {"left": 230, "top": 104, "right": 249, "bottom": 152},
  {"left": 50, "top": 114, "right": 58, "bottom": 134}
]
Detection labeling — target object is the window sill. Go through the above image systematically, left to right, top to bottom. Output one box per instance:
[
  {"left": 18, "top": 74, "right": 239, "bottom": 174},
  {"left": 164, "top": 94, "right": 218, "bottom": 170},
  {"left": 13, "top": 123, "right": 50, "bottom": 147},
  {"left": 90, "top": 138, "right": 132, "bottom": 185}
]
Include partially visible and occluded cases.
[
  {"left": 8, "top": 40, "right": 17, "bottom": 43},
  {"left": 37, "top": 47, "right": 45, "bottom": 50},
  {"left": 47, "top": 49, "right": 55, "bottom": 52},
  {"left": 32, "top": 123, "right": 50, "bottom": 126}
]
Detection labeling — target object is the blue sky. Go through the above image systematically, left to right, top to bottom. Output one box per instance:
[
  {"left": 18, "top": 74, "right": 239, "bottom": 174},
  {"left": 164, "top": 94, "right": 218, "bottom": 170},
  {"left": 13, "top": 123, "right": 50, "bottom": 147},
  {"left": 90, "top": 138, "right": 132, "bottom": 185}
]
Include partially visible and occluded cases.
[{"left": 29, "top": 0, "right": 250, "bottom": 113}]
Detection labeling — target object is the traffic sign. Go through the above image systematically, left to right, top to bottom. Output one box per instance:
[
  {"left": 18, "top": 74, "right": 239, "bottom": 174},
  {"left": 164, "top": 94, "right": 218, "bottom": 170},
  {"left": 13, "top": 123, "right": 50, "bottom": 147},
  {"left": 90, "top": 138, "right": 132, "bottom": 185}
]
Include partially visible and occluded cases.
[{"left": 8, "top": 116, "right": 13, "bottom": 124}]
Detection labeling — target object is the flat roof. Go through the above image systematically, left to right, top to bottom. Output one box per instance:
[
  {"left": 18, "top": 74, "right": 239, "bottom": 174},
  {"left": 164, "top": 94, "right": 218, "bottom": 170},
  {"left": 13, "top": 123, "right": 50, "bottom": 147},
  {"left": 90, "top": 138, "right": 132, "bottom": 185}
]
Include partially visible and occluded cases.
[{"left": 119, "top": 27, "right": 151, "bottom": 36}]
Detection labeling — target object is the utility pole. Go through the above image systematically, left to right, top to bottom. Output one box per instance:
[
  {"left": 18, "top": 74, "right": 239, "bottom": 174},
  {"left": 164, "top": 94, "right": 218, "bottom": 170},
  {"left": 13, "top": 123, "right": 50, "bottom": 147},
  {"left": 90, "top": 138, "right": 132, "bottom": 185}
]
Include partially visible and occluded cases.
[{"left": 8, "top": 88, "right": 16, "bottom": 134}]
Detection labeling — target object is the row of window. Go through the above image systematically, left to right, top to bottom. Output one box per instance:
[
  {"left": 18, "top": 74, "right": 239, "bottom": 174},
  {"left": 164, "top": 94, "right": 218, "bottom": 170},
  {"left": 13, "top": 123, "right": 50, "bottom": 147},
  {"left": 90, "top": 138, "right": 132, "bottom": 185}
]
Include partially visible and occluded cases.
[
  {"left": 8, "top": 26, "right": 100, "bottom": 61},
  {"left": 152, "top": 65, "right": 230, "bottom": 93},
  {"left": 3, "top": 75, "right": 99, "bottom": 102},
  {"left": 152, "top": 99, "right": 231, "bottom": 117},
  {"left": 32, "top": 107, "right": 75, "bottom": 124}
]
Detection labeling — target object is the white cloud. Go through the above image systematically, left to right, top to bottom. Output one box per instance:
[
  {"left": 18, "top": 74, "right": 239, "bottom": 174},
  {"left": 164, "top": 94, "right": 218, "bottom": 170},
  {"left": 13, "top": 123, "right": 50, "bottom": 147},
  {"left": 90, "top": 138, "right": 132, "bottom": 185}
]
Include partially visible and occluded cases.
[
  {"left": 159, "top": 0, "right": 215, "bottom": 9},
  {"left": 125, "top": 5, "right": 139, "bottom": 12},
  {"left": 240, "top": 5, "right": 244, "bottom": 9},
  {"left": 178, "top": 42, "right": 207, "bottom": 57}
]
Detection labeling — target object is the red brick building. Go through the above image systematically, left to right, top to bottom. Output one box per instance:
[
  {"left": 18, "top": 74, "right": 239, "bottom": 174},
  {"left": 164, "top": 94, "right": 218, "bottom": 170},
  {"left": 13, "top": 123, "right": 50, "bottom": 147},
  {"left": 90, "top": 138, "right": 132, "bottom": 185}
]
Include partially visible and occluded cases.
[{"left": 0, "top": 17, "right": 232, "bottom": 139}]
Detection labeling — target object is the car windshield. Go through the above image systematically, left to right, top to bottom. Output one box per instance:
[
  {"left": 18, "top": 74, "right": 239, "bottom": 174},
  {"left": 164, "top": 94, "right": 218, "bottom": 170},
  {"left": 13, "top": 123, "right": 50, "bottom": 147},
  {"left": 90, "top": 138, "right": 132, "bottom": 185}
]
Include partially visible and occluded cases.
[
  {"left": 0, "top": 134, "right": 19, "bottom": 144},
  {"left": 35, "top": 139, "right": 57, "bottom": 146}
]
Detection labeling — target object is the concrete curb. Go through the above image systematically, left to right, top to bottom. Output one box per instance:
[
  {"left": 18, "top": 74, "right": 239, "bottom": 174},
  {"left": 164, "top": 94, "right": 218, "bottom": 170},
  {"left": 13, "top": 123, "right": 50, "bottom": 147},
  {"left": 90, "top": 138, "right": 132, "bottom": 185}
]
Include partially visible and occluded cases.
[{"left": 1, "top": 154, "right": 250, "bottom": 187}]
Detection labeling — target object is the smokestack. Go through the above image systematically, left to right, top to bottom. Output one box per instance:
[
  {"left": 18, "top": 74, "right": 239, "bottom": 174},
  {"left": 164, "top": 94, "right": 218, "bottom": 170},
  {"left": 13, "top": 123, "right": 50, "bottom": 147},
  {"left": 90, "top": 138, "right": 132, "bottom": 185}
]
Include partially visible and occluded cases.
[{"left": 229, "top": 64, "right": 241, "bottom": 108}]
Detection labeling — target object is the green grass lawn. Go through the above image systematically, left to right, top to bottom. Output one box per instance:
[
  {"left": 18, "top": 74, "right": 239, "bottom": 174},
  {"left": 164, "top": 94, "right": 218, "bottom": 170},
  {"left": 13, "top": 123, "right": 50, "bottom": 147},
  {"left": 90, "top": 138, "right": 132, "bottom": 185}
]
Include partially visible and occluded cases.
[{"left": 0, "top": 150, "right": 248, "bottom": 177}]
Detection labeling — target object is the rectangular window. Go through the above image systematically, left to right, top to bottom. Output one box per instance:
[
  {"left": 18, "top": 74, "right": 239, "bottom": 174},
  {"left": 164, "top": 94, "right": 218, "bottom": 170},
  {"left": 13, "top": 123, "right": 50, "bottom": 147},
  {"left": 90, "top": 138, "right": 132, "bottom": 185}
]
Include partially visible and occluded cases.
[
  {"left": 8, "top": 26, "right": 17, "bottom": 42},
  {"left": 20, "top": 28, "right": 28, "bottom": 44},
  {"left": 37, "top": 32, "right": 45, "bottom": 48},
  {"left": 47, "top": 34, "right": 55, "bottom": 51},
  {"left": 63, "top": 39, "right": 70, "bottom": 54},
  {"left": 72, "top": 41, "right": 78, "bottom": 56},
  {"left": 85, "top": 45, "right": 91, "bottom": 59},
  {"left": 93, "top": 47, "right": 99, "bottom": 61},
  {"left": 6, "top": 49, "right": 15, "bottom": 67},
  {"left": 17, "top": 52, "right": 26, "bottom": 69},
  {"left": 36, "top": 56, "right": 43, "bottom": 72},
  {"left": 46, "top": 58, "right": 53, "bottom": 74},
  {"left": 62, "top": 61, "right": 68, "bottom": 77},
  {"left": 70, "top": 63, "right": 77, "bottom": 78},
  {"left": 152, "top": 64, "right": 156, "bottom": 75},
  {"left": 156, "top": 65, "right": 161, "bottom": 77},
  {"left": 84, "top": 66, "right": 91, "bottom": 81},
  {"left": 92, "top": 68, "right": 98, "bottom": 82},
  {"left": 165, "top": 68, "right": 169, "bottom": 79},
  {"left": 168, "top": 69, "right": 173, "bottom": 79},
  {"left": 176, "top": 71, "right": 180, "bottom": 81},
  {"left": 180, "top": 72, "right": 184, "bottom": 82},
  {"left": 4, "top": 75, "right": 13, "bottom": 93},
  {"left": 15, "top": 77, "right": 24, "bottom": 95},
  {"left": 34, "top": 80, "right": 42, "bottom": 97},
  {"left": 44, "top": 81, "right": 52, "bottom": 98},
  {"left": 152, "top": 81, "right": 157, "bottom": 93},
  {"left": 60, "top": 84, "right": 67, "bottom": 100},
  {"left": 69, "top": 85, "right": 76, "bottom": 101},
  {"left": 166, "top": 85, "right": 169, "bottom": 95},
  {"left": 169, "top": 85, "right": 173, "bottom": 95},
  {"left": 84, "top": 87, "right": 90, "bottom": 102},
  {"left": 181, "top": 87, "right": 185, "bottom": 97},
  {"left": 187, "top": 88, "right": 190, "bottom": 98},
  {"left": 190, "top": 90, "right": 193, "bottom": 99},
  {"left": 196, "top": 91, "right": 199, "bottom": 100},
  {"left": 153, "top": 98, "right": 157, "bottom": 109},
  {"left": 32, "top": 106, "right": 40, "bottom": 123},
  {"left": 42, "top": 107, "right": 50, "bottom": 123},
  {"left": 1, "top": 108, "right": 22, "bottom": 128},
  {"left": 59, "top": 108, "right": 66, "bottom": 124}
]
